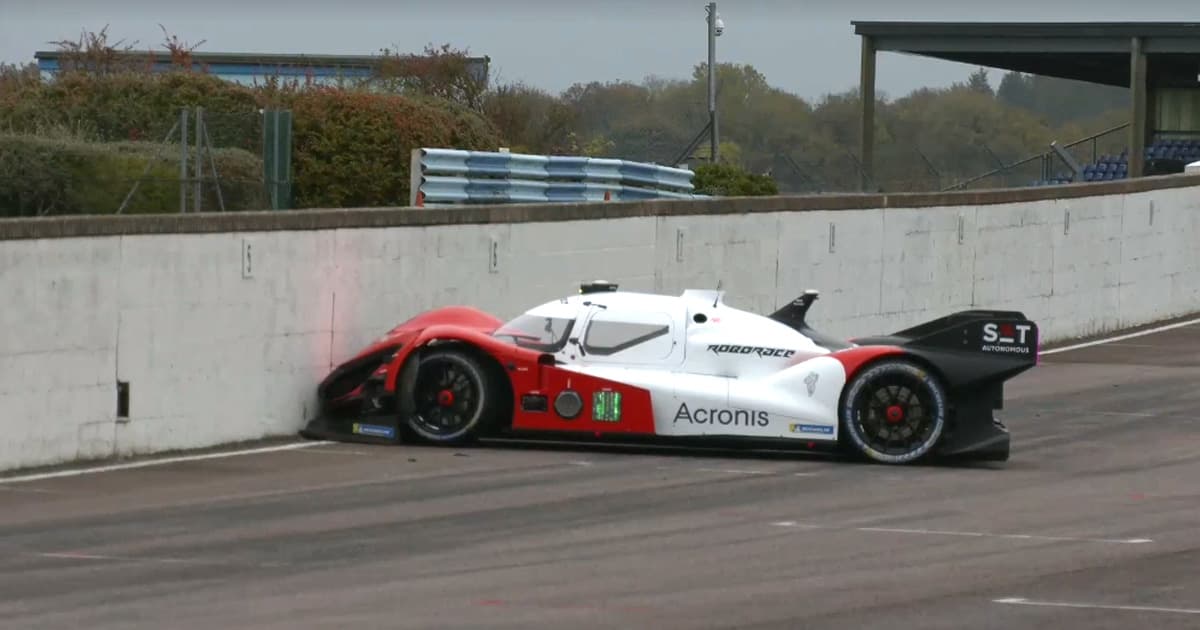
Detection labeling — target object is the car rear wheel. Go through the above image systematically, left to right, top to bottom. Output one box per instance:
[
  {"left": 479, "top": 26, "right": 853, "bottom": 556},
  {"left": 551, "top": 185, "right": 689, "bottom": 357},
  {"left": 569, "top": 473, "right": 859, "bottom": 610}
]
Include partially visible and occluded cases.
[
  {"left": 403, "top": 348, "right": 495, "bottom": 445},
  {"left": 839, "top": 359, "right": 947, "bottom": 464}
]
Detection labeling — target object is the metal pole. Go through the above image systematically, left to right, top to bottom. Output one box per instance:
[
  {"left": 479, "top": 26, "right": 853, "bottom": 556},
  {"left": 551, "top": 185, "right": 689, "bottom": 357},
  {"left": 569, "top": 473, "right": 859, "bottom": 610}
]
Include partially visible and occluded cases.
[
  {"left": 707, "top": 2, "right": 718, "bottom": 164},
  {"left": 859, "top": 35, "right": 876, "bottom": 192},
  {"left": 1129, "top": 36, "right": 1147, "bottom": 178},
  {"left": 194, "top": 106, "right": 203, "bottom": 213},
  {"left": 179, "top": 107, "right": 188, "bottom": 213},
  {"left": 272, "top": 111, "right": 281, "bottom": 209},
  {"left": 118, "top": 119, "right": 180, "bottom": 214},
  {"left": 202, "top": 119, "right": 226, "bottom": 212},
  {"left": 670, "top": 119, "right": 712, "bottom": 167}
]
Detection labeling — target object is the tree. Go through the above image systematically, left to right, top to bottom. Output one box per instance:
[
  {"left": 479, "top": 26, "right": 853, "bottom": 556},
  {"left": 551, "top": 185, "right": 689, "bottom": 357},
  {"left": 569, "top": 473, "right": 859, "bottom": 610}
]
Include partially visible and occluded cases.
[
  {"left": 46, "top": 25, "right": 141, "bottom": 75},
  {"left": 373, "top": 43, "right": 489, "bottom": 112},
  {"left": 966, "top": 68, "right": 993, "bottom": 96},
  {"left": 996, "top": 71, "right": 1129, "bottom": 126},
  {"left": 996, "top": 72, "right": 1034, "bottom": 111},
  {"left": 483, "top": 82, "right": 578, "bottom": 154}
]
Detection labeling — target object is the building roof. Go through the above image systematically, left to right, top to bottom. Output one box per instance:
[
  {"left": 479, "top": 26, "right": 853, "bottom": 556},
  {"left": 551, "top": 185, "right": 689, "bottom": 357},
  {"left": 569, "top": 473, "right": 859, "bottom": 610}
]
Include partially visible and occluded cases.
[
  {"left": 851, "top": 21, "right": 1200, "bottom": 87},
  {"left": 34, "top": 49, "right": 490, "bottom": 81}
]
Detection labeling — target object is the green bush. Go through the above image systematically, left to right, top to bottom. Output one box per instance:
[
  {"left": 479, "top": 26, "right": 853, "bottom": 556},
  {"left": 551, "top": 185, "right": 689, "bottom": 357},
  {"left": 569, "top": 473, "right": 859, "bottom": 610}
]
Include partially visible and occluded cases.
[
  {"left": 0, "top": 69, "right": 502, "bottom": 211},
  {"left": 0, "top": 71, "right": 262, "bottom": 151},
  {"left": 286, "top": 87, "right": 500, "bottom": 208},
  {"left": 0, "top": 133, "right": 265, "bottom": 216},
  {"left": 692, "top": 162, "right": 779, "bottom": 196}
]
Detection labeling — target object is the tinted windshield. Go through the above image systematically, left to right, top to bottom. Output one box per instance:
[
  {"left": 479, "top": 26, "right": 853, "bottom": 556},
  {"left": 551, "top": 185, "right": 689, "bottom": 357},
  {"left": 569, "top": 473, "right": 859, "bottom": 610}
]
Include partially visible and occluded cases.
[{"left": 493, "top": 314, "right": 575, "bottom": 352}]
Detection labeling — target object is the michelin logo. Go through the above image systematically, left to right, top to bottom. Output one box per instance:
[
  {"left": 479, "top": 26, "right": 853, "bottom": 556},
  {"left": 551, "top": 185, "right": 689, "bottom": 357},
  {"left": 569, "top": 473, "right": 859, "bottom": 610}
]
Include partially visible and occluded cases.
[
  {"left": 674, "top": 402, "right": 769, "bottom": 427},
  {"left": 352, "top": 423, "right": 396, "bottom": 439},
  {"left": 789, "top": 423, "right": 833, "bottom": 435}
]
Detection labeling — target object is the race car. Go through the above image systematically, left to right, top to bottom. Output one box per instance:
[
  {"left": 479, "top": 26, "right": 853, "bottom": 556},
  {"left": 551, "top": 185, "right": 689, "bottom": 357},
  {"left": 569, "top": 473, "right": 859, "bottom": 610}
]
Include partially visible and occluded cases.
[{"left": 300, "top": 282, "right": 1039, "bottom": 464}]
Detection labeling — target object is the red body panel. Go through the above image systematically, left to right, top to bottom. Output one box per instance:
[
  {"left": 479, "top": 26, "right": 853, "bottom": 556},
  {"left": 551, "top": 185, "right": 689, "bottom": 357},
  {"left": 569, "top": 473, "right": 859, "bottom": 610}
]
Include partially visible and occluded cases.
[
  {"left": 353, "top": 306, "right": 503, "bottom": 363},
  {"left": 323, "top": 307, "right": 505, "bottom": 407},
  {"left": 380, "top": 321, "right": 658, "bottom": 436},
  {"left": 382, "top": 323, "right": 534, "bottom": 392},
  {"left": 828, "top": 345, "right": 906, "bottom": 379},
  {"left": 507, "top": 365, "right": 657, "bottom": 435}
]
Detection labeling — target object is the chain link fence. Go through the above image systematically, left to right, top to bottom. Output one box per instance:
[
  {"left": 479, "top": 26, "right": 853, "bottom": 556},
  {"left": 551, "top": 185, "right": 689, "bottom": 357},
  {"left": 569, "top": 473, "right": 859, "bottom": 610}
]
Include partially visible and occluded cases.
[
  {"left": 0, "top": 106, "right": 270, "bottom": 217},
  {"left": 115, "top": 107, "right": 267, "bottom": 214}
]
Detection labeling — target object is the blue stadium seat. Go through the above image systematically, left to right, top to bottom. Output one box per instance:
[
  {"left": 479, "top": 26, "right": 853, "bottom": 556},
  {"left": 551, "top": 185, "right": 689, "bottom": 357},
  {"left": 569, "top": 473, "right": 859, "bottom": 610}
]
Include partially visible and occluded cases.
[{"left": 1025, "top": 136, "right": 1200, "bottom": 188}]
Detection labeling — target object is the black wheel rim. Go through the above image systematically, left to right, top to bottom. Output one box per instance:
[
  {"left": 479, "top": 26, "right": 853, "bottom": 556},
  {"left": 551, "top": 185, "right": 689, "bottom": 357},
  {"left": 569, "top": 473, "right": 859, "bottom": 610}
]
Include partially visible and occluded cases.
[
  {"left": 411, "top": 358, "right": 481, "bottom": 436},
  {"left": 851, "top": 374, "right": 938, "bottom": 456}
]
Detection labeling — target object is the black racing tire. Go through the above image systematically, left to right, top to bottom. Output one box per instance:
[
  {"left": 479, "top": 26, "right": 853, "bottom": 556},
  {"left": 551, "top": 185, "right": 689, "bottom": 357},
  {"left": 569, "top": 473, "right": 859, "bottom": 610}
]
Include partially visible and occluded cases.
[
  {"left": 401, "top": 348, "right": 496, "bottom": 445},
  {"left": 839, "top": 359, "right": 948, "bottom": 465}
]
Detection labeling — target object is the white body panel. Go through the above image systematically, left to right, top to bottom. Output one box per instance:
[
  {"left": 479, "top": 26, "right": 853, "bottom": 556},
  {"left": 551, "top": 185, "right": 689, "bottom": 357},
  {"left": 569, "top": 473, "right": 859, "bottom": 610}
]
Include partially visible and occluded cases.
[
  {"left": 515, "top": 287, "right": 854, "bottom": 442},
  {"left": 564, "top": 358, "right": 846, "bottom": 439}
]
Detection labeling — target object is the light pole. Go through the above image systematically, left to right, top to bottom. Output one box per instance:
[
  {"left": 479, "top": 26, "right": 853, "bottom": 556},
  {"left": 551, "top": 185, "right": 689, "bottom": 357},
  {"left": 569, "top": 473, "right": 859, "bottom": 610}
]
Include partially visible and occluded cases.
[{"left": 706, "top": 2, "right": 723, "bottom": 164}]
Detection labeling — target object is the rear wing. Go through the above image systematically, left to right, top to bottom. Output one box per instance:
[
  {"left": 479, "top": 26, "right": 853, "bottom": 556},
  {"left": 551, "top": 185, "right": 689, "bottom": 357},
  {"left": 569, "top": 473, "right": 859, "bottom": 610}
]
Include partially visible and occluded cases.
[
  {"left": 853, "top": 310, "right": 1039, "bottom": 389},
  {"left": 856, "top": 310, "right": 1037, "bottom": 357},
  {"left": 891, "top": 310, "right": 1035, "bottom": 355}
]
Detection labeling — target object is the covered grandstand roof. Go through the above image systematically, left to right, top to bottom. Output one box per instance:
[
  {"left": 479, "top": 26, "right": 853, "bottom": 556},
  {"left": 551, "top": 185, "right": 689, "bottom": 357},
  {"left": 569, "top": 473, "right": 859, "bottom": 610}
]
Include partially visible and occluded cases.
[
  {"left": 851, "top": 21, "right": 1200, "bottom": 87},
  {"left": 851, "top": 21, "right": 1200, "bottom": 189}
]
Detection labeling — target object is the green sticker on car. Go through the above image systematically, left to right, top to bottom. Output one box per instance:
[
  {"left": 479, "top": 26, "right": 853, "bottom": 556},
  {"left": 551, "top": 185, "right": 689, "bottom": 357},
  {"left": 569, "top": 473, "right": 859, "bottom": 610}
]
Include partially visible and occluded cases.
[{"left": 592, "top": 390, "right": 622, "bottom": 422}]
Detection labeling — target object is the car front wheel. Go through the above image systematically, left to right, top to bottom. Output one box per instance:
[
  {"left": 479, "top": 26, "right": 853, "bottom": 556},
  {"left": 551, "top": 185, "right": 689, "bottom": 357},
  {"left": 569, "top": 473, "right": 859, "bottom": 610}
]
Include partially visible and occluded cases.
[{"left": 402, "top": 348, "right": 495, "bottom": 445}]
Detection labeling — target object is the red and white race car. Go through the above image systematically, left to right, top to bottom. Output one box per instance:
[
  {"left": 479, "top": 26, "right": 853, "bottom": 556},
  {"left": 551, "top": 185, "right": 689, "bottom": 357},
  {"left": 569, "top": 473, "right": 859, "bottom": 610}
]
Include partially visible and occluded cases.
[{"left": 302, "top": 282, "right": 1039, "bottom": 464}]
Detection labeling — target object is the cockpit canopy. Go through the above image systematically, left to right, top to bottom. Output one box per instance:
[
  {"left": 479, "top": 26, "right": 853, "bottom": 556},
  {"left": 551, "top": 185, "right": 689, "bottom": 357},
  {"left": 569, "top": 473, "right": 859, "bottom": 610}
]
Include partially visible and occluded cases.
[{"left": 492, "top": 313, "right": 575, "bottom": 353}]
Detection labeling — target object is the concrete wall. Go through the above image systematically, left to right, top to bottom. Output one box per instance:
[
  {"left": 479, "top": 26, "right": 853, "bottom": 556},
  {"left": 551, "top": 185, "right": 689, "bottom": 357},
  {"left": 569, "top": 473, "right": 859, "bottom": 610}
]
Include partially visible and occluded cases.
[{"left": 2, "top": 175, "right": 1199, "bottom": 472}]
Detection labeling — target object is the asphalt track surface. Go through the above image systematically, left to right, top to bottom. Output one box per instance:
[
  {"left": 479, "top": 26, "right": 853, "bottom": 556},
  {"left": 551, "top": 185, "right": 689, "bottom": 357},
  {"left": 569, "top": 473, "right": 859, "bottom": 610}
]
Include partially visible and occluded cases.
[{"left": 3, "top": 324, "right": 1200, "bottom": 629}]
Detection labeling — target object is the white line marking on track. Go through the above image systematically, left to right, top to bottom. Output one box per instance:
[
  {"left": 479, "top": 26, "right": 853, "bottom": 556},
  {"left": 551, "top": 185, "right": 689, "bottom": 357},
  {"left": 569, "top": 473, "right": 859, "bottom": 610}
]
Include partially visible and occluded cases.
[
  {"left": 1041, "top": 317, "right": 1200, "bottom": 355},
  {"left": 1019, "top": 408, "right": 1200, "bottom": 422},
  {"left": 1057, "top": 409, "right": 1161, "bottom": 418},
  {"left": 1014, "top": 434, "right": 1071, "bottom": 447},
  {"left": 0, "top": 441, "right": 333, "bottom": 484},
  {"left": 300, "top": 448, "right": 373, "bottom": 456},
  {"left": 657, "top": 466, "right": 818, "bottom": 476},
  {"left": 696, "top": 467, "right": 772, "bottom": 475},
  {"left": 0, "top": 485, "right": 58, "bottom": 494},
  {"left": 770, "top": 521, "right": 1151, "bottom": 544},
  {"left": 855, "top": 526, "right": 1153, "bottom": 545},
  {"left": 32, "top": 551, "right": 288, "bottom": 568},
  {"left": 37, "top": 552, "right": 182, "bottom": 563},
  {"left": 993, "top": 597, "right": 1200, "bottom": 615}
]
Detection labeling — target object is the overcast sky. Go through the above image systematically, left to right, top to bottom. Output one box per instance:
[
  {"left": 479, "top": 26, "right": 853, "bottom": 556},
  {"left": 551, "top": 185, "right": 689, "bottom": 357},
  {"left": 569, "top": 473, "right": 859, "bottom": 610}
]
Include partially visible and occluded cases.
[{"left": 2, "top": 1, "right": 1197, "bottom": 101}]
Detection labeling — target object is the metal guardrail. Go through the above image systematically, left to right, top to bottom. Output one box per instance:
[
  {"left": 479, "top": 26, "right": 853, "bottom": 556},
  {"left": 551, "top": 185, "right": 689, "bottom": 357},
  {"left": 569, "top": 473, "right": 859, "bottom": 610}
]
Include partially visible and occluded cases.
[{"left": 409, "top": 148, "right": 703, "bottom": 206}]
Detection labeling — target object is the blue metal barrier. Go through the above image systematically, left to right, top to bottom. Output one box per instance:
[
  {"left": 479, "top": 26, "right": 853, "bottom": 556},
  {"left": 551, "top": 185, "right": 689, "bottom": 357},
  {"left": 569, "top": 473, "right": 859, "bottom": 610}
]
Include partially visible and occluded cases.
[{"left": 409, "top": 148, "right": 704, "bottom": 206}]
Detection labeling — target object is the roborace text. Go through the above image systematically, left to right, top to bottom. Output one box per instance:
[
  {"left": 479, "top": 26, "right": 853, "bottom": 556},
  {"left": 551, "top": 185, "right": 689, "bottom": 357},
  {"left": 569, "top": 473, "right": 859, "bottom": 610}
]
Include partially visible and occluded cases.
[
  {"left": 707, "top": 344, "right": 795, "bottom": 358},
  {"left": 673, "top": 402, "right": 769, "bottom": 427}
]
